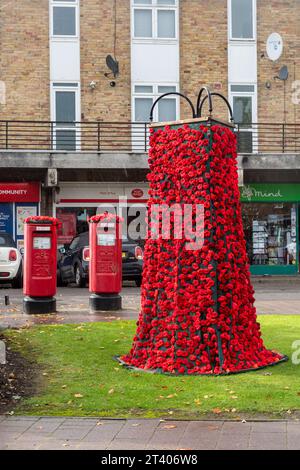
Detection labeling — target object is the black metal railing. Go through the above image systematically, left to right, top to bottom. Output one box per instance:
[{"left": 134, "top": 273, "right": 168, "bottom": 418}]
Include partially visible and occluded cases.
[
  {"left": 0, "top": 120, "right": 299, "bottom": 153},
  {"left": 236, "top": 123, "right": 300, "bottom": 154}
]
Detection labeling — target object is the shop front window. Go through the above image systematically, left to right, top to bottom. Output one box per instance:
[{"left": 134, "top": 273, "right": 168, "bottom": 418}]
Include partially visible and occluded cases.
[
  {"left": 242, "top": 203, "right": 297, "bottom": 266},
  {"left": 56, "top": 206, "right": 147, "bottom": 246},
  {"left": 56, "top": 207, "right": 97, "bottom": 245}
]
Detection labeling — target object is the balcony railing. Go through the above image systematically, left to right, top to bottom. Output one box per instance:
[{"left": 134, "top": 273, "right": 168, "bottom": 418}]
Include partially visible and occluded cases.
[{"left": 0, "top": 120, "right": 299, "bottom": 153}]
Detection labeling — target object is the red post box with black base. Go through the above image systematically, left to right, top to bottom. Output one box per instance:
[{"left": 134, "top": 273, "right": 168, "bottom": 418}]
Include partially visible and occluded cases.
[
  {"left": 89, "top": 213, "right": 122, "bottom": 311},
  {"left": 23, "top": 216, "right": 59, "bottom": 314}
]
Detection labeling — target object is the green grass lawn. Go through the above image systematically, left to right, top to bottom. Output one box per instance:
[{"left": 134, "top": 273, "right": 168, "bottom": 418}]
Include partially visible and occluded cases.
[{"left": 4, "top": 315, "right": 300, "bottom": 419}]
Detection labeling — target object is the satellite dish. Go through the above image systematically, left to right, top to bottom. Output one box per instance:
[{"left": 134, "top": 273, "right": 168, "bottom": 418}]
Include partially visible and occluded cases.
[
  {"left": 266, "top": 33, "right": 283, "bottom": 61},
  {"left": 106, "top": 55, "right": 119, "bottom": 77},
  {"left": 277, "top": 65, "right": 289, "bottom": 81}
]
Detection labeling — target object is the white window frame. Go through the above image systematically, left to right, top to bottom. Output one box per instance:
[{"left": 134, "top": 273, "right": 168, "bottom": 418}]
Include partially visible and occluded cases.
[
  {"left": 50, "top": 0, "right": 79, "bottom": 40},
  {"left": 131, "top": 0, "right": 179, "bottom": 41},
  {"left": 228, "top": 0, "right": 256, "bottom": 41},
  {"left": 50, "top": 82, "right": 81, "bottom": 151},
  {"left": 131, "top": 83, "right": 179, "bottom": 153},
  {"left": 132, "top": 83, "right": 179, "bottom": 122},
  {"left": 229, "top": 83, "right": 258, "bottom": 153},
  {"left": 230, "top": 84, "right": 257, "bottom": 123}
]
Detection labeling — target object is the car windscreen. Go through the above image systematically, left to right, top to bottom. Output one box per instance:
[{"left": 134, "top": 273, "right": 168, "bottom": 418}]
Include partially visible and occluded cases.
[
  {"left": 79, "top": 232, "right": 89, "bottom": 247},
  {"left": 0, "top": 233, "right": 16, "bottom": 248}
]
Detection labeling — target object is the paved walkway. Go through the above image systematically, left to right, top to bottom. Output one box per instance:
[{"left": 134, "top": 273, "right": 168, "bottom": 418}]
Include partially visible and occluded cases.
[
  {"left": 0, "top": 278, "right": 300, "bottom": 329},
  {"left": 0, "top": 416, "right": 299, "bottom": 450}
]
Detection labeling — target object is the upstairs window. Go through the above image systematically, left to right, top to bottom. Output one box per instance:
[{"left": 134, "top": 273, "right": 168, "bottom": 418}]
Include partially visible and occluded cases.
[
  {"left": 51, "top": 0, "right": 78, "bottom": 37},
  {"left": 133, "top": 0, "right": 177, "bottom": 39},
  {"left": 230, "top": 0, "right": 255, "bottom": 40},
  {"left": 133, "top": 84, "right": 178, "bottom": 122},
  {"left": 230, "top": 84, "right": 255, "bottom": 124}
]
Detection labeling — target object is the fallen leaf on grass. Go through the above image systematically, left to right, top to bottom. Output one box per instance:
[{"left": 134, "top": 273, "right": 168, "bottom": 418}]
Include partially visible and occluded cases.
[
  {"left": 61, "top": 385, "right": 67, "bottom": 389},
  {"left": 108, "top": 388, "right": 114, "bottom": 395},
  {"left": 74, "top": 393, "right": 83, "bottom": 398},
  {"left": 194, "top": 399, "right": 202, "bottom": 406},
  {"left": 212, "top": 408, "right": 222, "bottom": 414}
]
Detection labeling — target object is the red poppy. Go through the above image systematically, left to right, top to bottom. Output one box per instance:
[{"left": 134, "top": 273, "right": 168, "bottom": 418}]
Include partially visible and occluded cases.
[{"left": 121, "top": 122, "right": 286, "bottom": 375}]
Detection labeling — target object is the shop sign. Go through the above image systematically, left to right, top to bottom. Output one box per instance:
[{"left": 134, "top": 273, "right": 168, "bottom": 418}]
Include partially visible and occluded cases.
[
  {"left": 0, "top": 183, "right": 40, "bottom": 203},
  {"left": 58, "top": 183, "right": 149, "bottom": 203},
  {"left": 240, "top": 184, "right": 300, "bottom": 202},
  {"left": 131, "top": 188, "right": 144, "bottom": 199}
]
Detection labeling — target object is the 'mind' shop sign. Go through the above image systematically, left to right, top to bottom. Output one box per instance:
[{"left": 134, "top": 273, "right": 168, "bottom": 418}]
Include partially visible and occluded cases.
[{"left": 240, "top": 184, "right": 300, "bottom": 203}]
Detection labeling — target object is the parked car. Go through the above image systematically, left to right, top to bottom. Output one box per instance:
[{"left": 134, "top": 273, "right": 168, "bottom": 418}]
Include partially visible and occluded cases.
[
  {"left": 57, "top": 231, "right": 143, "bottom": 287},
  {"left": 0, "top": 233, "right": 23, "bottom": 288}
]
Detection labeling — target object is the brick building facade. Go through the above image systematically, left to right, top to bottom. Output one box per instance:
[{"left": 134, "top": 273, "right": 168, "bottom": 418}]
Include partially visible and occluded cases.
[
  {"left": 0, "top": 0, "right": 300, "bottom": 276},
  {"left": 0, "top": 0, "right": 299, "bottom": 123}
]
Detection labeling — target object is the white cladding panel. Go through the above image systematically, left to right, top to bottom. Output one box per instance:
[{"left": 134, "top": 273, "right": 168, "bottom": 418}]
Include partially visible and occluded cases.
[
  {"left": 50, "top": 42, "right": 80, "bottom": 82},
  {"left": 132, "top": 43, "right": 179, "bottom": 83},
  {"left": 228, "top": 43, "right": 257, "bottom": 83}
]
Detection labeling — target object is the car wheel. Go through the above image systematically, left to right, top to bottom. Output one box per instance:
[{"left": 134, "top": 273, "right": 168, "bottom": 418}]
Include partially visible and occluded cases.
[
  {"left": 74, "top": 264, "right": 85, "bottom": 288},
  {"left": 57, "top": 272, "right": 68, "bottom": 287},
  {"left": 135, "top": 277, "right": 142, "bottom": 287}
]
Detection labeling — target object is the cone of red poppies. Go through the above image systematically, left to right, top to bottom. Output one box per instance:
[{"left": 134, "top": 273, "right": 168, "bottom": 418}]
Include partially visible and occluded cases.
[{"left": 120, "top": 117, "right": 287, "bottom": 375}]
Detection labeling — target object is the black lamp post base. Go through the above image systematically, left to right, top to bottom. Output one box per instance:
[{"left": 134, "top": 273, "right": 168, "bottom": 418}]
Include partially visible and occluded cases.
[
  {"left": 89, "top": 293, "right": 122, "bottom": 312},
  {"left": 23, "top": 296, "right": 56, "bottom": 315}
]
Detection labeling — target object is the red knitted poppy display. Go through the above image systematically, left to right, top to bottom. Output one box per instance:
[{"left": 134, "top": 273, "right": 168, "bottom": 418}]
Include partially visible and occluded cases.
[{"left": 121, "top": 121, "right": 286, "bottom": 375}]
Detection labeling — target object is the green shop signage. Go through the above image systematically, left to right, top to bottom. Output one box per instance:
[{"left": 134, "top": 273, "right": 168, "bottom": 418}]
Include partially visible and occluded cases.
[{"left": 239, "top": 184, "right": 300, "bottom": 202}]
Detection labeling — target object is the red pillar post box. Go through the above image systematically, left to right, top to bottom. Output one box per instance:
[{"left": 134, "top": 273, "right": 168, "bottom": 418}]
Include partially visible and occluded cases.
[
  {"left": 88, "top": 213, "right": 122, "bottom": 311},
  {"left": 23, "top": 216, "right": 60, "bottom": 314}
]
